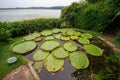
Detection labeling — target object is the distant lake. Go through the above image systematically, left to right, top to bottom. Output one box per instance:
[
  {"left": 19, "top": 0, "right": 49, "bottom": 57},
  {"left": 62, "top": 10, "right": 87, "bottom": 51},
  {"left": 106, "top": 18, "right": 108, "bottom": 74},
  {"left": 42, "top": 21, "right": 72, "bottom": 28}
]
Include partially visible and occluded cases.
[{"left": 0, "top": 9, "right": 61, "bottom": 22}]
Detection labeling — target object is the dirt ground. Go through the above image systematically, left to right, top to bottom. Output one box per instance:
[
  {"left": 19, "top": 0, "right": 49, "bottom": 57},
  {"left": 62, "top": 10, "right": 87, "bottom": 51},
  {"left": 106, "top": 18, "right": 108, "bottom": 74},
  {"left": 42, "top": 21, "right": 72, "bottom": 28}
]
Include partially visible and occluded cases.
[{"left": 2, "top": 65, "right": 34, "bottom": 80}]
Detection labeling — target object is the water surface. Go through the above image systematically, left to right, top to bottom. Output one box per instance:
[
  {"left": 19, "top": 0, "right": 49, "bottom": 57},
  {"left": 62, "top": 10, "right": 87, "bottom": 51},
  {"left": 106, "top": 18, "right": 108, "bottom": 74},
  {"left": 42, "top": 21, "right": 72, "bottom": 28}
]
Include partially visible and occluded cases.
[{"left": 0, "top": 9, "right": 61, "bottom": 22}]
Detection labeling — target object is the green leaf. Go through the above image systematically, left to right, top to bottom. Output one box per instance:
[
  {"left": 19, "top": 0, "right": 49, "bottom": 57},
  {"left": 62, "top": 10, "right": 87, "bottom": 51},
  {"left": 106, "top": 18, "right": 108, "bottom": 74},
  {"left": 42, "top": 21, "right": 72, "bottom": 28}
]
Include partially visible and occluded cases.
[
  {"left": 52, "top": 28, "right": 60, "bottom": 33},
  {"left": 41, "top": 30, "right": 52, "bottom": 36},
  {"left": 24, "top": 32, "right": 40, "bottom": 40},
  {"left": 74, "top": 32, "right": 81, "bottom": 36},
  {"left": 81, "top": 33, "right": 93, "bottom": 39},
  {"left": 55, "top": 34, "right": 61, "bottom": 39},
  {"left": 45, "top": 36, "right": 54, "bottom": 40},
  {"left": 61, "top": 36, "right": 70, "bottom": 41},
  {"left": 70, "top": 36, "right": 78, "bottom": 40},
  {"left": 34, "top": 37, "right": 42, "bottom": 42},
  {"left": 78, "top": 37, "right": 90, "bottom": 44},
  {"left": 40, "top": 40, "right": 60, "bottom": 51},
  {"left": 12, "top": 41, "right": 36, "bottom": 54},
  {"left": 63, "top": 41, "right": 77, "bottom": 51},
  {"left": 84, "top": 44, "right": 103, "bottom": 56},
  {"left": 52, "top": 47, "right": 69, "bottom": 59},
  {"left": 33, "top": 49, "right": 49, "bottom": 61},
  {"left": 69, "top": 51, "right": 89, "bottom": 69},
  {"left": 44, "top": 54, "right": 64, "bottom": 72},
  {"left": 7, "top": 57, "right": 17, "bottom": 64},
  {"left": 33, "top": 61, "right": 43, "bottom": 69}
]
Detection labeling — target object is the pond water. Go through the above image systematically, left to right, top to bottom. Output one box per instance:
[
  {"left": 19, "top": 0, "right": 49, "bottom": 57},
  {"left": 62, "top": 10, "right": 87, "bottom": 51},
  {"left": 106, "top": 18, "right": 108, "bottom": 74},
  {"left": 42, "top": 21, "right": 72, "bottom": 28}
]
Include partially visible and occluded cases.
[{"left": 0, "top": 9, "right": 61, "bottom": 22}]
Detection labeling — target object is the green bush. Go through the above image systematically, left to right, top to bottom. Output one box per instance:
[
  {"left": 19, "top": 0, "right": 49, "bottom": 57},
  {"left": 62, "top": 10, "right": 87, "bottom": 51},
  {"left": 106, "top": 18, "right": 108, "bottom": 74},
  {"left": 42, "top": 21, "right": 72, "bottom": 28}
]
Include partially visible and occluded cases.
[{"left": 0, "top": 18, "right": 61, "bottom": 42}]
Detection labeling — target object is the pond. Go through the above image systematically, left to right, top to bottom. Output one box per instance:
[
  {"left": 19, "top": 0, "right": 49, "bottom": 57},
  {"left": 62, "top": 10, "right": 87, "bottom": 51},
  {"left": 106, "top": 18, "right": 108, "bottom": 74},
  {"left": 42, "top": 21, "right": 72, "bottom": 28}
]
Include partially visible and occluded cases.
[{"left": 11, "top": 28, "right": 118, "bottom": 80}]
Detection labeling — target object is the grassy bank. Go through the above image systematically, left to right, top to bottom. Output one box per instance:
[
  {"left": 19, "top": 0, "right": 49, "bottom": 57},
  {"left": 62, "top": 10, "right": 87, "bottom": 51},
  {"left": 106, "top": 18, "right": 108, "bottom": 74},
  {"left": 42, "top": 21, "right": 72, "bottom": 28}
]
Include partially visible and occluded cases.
[{"left": 0, "top": 37, "right": 27, "bottom": 79}]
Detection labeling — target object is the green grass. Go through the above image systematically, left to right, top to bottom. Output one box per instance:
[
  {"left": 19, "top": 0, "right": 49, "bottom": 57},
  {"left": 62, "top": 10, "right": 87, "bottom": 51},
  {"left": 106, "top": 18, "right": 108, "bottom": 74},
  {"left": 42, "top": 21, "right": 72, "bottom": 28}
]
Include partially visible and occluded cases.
[{"left": 0, "top": 37, "right": 27, "bottom": 79}]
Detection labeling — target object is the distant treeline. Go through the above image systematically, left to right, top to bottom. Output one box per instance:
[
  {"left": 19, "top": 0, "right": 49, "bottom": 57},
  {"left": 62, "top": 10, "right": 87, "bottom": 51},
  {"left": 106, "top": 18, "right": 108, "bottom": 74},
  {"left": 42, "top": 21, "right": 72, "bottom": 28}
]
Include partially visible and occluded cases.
[{"left": 0, "top": 6, "right": 65, "bottom": 10}]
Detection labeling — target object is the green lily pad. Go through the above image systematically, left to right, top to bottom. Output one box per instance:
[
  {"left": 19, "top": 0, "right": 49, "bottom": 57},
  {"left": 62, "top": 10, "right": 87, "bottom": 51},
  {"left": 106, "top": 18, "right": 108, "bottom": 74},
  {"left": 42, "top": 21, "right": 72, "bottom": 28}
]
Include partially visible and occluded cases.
[
  {"left": 52, "top": 28, "right": 60, "bottom": 33},
  {"left": 41, "top": 30, "right": 52, "bottom": 36},
  {"left": 66, "top": 30, "right": 75, "bottom": 36},
  {"left": 24, "top": 32, "right": 40, "bottom": 40},
  {"left": 74, "top": 32, "right": 81, "bottom": 36},
  {"left": 81, "top": 33, "right": 93, "bottom": 39},
  {"left": 55, "top": 34, "right": 61, "bottom": 39},
  {"left": 45, "top": 36, "right": 54, "bottom": 40},
  {"left": 61, "top": 36, "right": 70, "bottom": 41},
  {"left": 70, "top": 36, "right": 78, "bottom": 40},
  {"left": 34, "top": 37, "right": 42, "bottom": 42},
  {"left": 78, "top": 37, "right": 90, "bottom": 44},
  {"left": 40, "top": 40, "right": 60, "bottom": 51},
  {"left": 12, "top": 41, "right": 36, "bottom": 54},
  {"left": 63, "top": 41, "right": 77, "bottom": 51},
  {"left": 84, "top": 44, "right": 103, "bottom": 56},
  {"left": 52, "top": 47, "right": 69, "bottom": 59},
  {"left": 33, "top": 49, "right": 49, "bottom": 61},
  {"left": 69, "top": 51, "right": 89, "bottom": 69},
  {"left": 44, "top": 54, "right": 64, "bottom": 72},
  {"left": 7, "top": 57, "right": 17, "bottom": 64},
  {"left": 33, "top": 61, "right": 43, "bottom": 69}
]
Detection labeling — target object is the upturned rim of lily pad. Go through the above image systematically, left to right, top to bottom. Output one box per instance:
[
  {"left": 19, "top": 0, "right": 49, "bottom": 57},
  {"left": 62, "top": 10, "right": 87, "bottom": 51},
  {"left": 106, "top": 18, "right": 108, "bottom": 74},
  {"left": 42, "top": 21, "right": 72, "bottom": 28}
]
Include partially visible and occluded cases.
[
  {"left": 41, "top": 30, "right": 52, "bottom": 36},
  {"left": 81, "top": 33, "right": 93, "bottom": 39},
  {"left": 78, "top": 37, "right": 90, "bottom": 45}
]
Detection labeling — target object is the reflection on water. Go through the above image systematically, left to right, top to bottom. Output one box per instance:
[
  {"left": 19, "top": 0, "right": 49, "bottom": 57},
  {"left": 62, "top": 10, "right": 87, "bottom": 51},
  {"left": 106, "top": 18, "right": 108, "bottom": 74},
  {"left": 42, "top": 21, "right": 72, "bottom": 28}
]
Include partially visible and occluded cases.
[{"left": 0, "top": 9, "right": 61, "bottom": 22}]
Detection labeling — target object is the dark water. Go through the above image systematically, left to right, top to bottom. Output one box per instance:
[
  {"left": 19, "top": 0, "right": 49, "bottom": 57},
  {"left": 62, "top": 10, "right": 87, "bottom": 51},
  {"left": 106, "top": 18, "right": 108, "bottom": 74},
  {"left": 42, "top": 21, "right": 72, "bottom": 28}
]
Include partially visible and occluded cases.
[{"left": 0, "top": 9, "right": 61, "bottom": 22}]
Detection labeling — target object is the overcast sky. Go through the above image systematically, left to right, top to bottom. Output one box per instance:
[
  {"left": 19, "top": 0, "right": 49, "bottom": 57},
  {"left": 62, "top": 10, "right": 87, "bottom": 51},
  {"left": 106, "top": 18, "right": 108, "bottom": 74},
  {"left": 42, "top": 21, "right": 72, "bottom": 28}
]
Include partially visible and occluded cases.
[{"left": 0, "top": 0, "right": 80, "bottom": 8}]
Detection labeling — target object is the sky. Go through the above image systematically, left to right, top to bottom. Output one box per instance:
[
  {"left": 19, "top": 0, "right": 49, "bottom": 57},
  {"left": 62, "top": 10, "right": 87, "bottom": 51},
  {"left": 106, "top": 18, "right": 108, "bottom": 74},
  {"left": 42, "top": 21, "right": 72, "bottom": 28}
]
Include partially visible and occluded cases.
[{"left": 0, "top": 0, "right": 80, "bottom": 8}]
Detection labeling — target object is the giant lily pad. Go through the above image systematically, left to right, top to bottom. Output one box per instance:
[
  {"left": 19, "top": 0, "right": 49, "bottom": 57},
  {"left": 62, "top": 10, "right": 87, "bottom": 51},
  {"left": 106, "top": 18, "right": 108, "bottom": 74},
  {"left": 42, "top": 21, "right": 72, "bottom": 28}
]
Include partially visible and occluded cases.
[
  {"left": 52, "top": 28, "right": 60, "bottom": 33},
  {"left": 41, "top": 30, "right": 52, "bottom": 36},
  {"left": 66, "top": 30, "right": 75, "bottom": 36},
  {"left": 24, "top": 32, "right": 40, "bottom": 40},
  {"left": 74, "top": 32, "right": 81, "bottom": 36},
  {"left": 81, "top": 33, "right": 93, "bottom": 39},
  {"left": 55, "top": 34, "right": 61, "bottom": 39},
  {"left": 45, "top": 36, "right": 54, "bottom": 40},
  {"left": 61, "top": 36, "right": 70, "bottom": 41},
  {"left": 70, "top": 36, "right": 78, "bottom": 40},
  {"left": 78, "top": 37, "right": 90, "bottom": 44},
  {"left": 40, "top": 40, "right": 60, "bottom": 51},
  {"left": 12, "top": 41, "right": 36, "bottom": 54},
  {"left": 63, "top": 41, "right": 77, "bottom": 51},
  {"left": 84, "top": 44, "right": 103, "bottom": 56},
  {"left": 52, "top": 47, "right": 69, "bottom": 59},
  {"left": 33, "top": 49, "right": 49, "bottom": 61},
  {"left": 69, "top": 51, "right": 89, "bottom": 69},
  {"left": 44, "top": 54, "right": 64, "bottom": 72},
  {"left": 33, "top": 61, "right": 43, "bottom": 70}
]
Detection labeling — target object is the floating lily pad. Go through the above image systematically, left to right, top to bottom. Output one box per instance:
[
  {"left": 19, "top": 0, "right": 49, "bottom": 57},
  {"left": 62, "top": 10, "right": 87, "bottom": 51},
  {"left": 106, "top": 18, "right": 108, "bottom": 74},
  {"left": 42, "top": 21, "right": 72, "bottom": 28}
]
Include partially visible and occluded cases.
[
  {"left": 52, "top": 28, "right": 60, "bottom": 33},
  {"left": 41, "top": 30, "right": 52, "bottom": 36},
  {"left": 66, "top": 30, "right": 75, "bottom": 36},
  {"left": 24, "top": 32, "right": 40, "bottom": 40},
  {"left": 74, "top": 32, "right": 81, "bottom": 36},
  {"left": 81, "top": 33, "right": 93, "bottom": 39},
  {"left": 55, "top": 34, "right": 61, "bottom": 39},
  {"left": 45, "top": 36, "right": 54, "bottom": 40},
  {"left": 61, "top": 36, "right": 70, "bottom": 41},
  {"left": 70, "top": 36, "right": 78, "bottom": 40},
  {"left": 34, "top": 37, "right": 42, "bottom": 42},
  {"left": 78, "top": 37, "right": 90, "bottom": 44},
  {"left": 40, "top": 40, "right": 60, "bottom": 51},
  {"left": 12, "top": 41, "right": 36, "bottom": 54},
  {"left": 63, "top": 41, "right": 77, "bottom": 51},
  {"left": 84, "top": 44, "right": 103, "bottom": 56},
  {"left": 52, "top": 47, "right": 69, "bottom": 59},
  {"left": 33, "top": 49, "right": 49, "bottom": 61},
  {"left": 69, "top": 51, "right": 89, "bottom": 69},
  {"left": 44, "top": 54, "right": 64, "bottom": 72},
  {"left": 7, "top": 57, "right": 17, "bottom": 64},
  {"left": 33, "top": 61, "right": 43, "bottom": 69}
]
